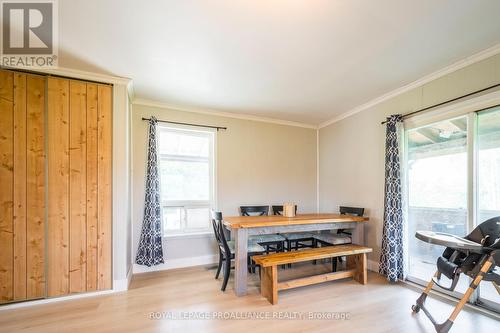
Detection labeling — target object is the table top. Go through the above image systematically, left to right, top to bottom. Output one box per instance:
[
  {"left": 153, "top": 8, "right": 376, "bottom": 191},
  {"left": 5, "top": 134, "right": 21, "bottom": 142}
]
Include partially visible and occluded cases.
[{"left": 223, "top": 213, "right": 369, "bottom": 229}]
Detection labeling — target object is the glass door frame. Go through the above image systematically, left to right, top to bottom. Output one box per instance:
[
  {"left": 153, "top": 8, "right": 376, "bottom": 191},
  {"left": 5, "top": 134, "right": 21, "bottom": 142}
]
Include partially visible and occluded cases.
[
  {"left": 403, "top": 96, "right": 500, "bottom": 313},
  {"left": 474, "top": 107, "right": 500, "bottom": 313},
  {"left": 466, "top": 111, "right": 478, "bottom": 304},
  {"left": 403, "top": 113, "right": 474, "bottom": 301}
]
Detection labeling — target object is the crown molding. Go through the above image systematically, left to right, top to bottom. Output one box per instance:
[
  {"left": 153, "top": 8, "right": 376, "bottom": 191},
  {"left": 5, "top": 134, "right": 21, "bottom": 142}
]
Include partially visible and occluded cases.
[
  {"left": 318, "top": 43, "right": 500, "bottom": 129},
  {"left": 1, "top": 65, "right": 133, "bottom": 86},
  {"left": 1, "top": 65, "right": 135, "bottom": 100},
  {"left": 132, "top": 98, "right": 318, "bottom": 129}
]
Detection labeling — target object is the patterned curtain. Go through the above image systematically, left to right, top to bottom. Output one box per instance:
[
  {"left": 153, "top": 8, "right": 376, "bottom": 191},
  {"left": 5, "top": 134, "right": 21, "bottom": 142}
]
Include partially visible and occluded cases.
[
  {"left": 379, "top": 114, "right": 404, "bottom": 282},
  {"left": 136, "top": 117, "right": 165, "bottom": 266}
]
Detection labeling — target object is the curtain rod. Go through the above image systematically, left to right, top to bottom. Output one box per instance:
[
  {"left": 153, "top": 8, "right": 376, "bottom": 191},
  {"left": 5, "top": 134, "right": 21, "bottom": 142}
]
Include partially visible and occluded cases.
[
  {"left": 380, "top": 82, "right": 500, "bottom": 125},
  {"left": 141, "top": 117, "right": 227, "bottom": 131}
]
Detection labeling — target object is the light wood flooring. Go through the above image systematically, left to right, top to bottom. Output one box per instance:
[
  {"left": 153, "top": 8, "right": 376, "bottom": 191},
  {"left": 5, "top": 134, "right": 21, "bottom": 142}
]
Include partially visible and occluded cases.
[{"left": 0, "top": 262, "right": 498, "bottom": 333}]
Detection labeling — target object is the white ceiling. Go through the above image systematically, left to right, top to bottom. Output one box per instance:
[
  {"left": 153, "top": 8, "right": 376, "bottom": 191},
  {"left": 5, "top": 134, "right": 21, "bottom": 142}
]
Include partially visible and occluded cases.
[{"left": 59, "top": 0, "right": 500, "bottom": 125}]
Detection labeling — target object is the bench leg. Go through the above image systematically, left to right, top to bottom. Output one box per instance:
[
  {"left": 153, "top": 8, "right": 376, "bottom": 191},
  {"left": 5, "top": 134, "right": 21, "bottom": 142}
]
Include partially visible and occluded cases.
[
  {"left": 347, "top": 253, "right": 367, "bottom": 284},
  {"left": 261, "top": 265, "right": 278, "bottom": 305}
]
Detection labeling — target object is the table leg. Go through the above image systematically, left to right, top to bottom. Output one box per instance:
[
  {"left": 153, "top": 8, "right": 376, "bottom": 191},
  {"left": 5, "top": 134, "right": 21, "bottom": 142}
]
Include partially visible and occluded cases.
[
  {"left": 351, "top": 222, "right": 365, "bottom": 245},
  {"left": 234, "top": 228, "right": 248, "bottom": 296}
]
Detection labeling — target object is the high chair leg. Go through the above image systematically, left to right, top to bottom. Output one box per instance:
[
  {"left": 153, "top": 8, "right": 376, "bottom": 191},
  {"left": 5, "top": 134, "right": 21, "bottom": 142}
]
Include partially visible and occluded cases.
[
  {"left": 412, "top": 257, "right": 494, "bottom": 333},
  {"left": 447, "top": 258, "right": 492, "bottom": 322}
]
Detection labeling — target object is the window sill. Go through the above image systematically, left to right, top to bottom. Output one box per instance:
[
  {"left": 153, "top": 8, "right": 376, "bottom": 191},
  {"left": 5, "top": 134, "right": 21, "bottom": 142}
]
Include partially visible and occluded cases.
[{"left": 163, "top": 231, "right": 213, "bottom": 240}]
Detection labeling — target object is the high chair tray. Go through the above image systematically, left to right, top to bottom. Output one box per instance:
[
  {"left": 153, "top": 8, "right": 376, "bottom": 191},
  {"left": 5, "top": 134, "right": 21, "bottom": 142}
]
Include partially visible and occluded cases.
[{"left": 415, "top": 230, "right": 483, "bottom": 251}]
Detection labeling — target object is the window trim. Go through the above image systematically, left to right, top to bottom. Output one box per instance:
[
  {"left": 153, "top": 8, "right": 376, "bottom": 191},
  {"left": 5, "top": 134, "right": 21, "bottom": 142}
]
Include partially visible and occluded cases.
[{"left": 157, "top": 123, "right": 217, "bottom": 237}]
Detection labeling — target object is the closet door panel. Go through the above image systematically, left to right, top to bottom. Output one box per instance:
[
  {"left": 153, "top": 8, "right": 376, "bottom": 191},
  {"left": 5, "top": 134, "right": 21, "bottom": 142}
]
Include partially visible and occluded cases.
[
  {"left": 0, "top": 71, "right": 14, "bottom": 303},
  {"left": 1, "top": 71, "right": 46, "bottom": 303},
  {"left": 13, "top": 73, "right": 27, "bottom": 300},
  {"left": 26, "top": 75, "right": 46, "bottom": 299},
  {"left": 47, "top": 78, "right": 70, "bottom": 297},
  {"left": 48, "top": 79, "right": 112, "bottom": 296},
  {"left": 69, "top": 81, "right": 87, "bottom": 293},
  {"left": 86, "top": 84, "right": 99, "bottom": 291},
  {"left": 97, "top": 85, "right": 112, "bottom": 290}
]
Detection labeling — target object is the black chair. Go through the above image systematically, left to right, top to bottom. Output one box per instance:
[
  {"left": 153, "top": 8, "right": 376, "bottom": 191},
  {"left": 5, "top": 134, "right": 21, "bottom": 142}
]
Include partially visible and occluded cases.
[
  {"left": 273, "top": 205, "right": 315, "bottom": 268},
  {"left": 240, "top": 206, "right": 269, "bottom": 216},
  {"left": 241, "top": 206, "right": 286, "bottom": 255},
  {"left": 313, "top": 206, "right": 364, "bottom": 271},
  {"left": 334, "top": 206, "right": 365, "bottom": 239},
  {"left": 339, "top": 206, "right": 365, "bottom": 217},
  {"left": 211, "top": 211, "right": 265, "bottom": 291}
]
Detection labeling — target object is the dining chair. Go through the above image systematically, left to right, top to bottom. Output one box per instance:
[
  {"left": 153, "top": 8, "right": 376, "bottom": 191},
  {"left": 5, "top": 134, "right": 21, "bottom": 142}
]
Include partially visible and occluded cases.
[
  {"left": 240, "top": 205, "right": 269, "bottom": 216},
  {"left": 273, "top": 205, "right": 315, "bottom": 268},
  {"left": 240, "top": 206, "right": 286, "bottom": 255},
  {"left": 312, "top": 206, "right": 365, "bottom": 271},
  {"left": 211, "top": 210, "right": 265, "bottom": 291}
]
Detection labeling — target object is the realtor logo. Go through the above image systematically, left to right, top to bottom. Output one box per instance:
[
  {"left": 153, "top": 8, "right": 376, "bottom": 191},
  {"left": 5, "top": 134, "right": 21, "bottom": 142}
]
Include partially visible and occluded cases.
[{"left": 1, "top": 0, "right": 58, "bottom": 67}]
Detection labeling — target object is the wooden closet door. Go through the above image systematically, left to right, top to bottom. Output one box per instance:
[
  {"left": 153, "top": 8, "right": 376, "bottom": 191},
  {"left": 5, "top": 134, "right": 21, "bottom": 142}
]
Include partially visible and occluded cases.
[
  {"left": 0, "top": 70, "right": 45, "bottom": 304},
  {"left": 0, "top": 70, "right": 14, "bottom": 303},
  {"left": 0, "top": 72, "right": 111, "bottom": 302},
  {"left": 25, "top": 75, "right": 46, "bottom": 299},
  {"left": 47, "top": 77, "right": 112, "bottom": 297},
  {"left": 47, "top": 77, "right": 70, "bottom": 296},
  {"left": 86, "top": 84, "right": 99, "bottom": 291},
  {"left": 97, "top": 85, "right": 112, "bottom": 291}
]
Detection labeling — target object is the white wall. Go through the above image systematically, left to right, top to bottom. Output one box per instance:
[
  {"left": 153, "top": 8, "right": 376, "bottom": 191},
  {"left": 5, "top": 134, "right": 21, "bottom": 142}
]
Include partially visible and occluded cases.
[
  {"left": 318, "top": 53, "right": 500, "bottom": 263},
  {"left": 112, "top": 83, "right": 133, "bottom": 289},
  {"left": 132, "top": 104, "right": 317, "bottom": 273}
]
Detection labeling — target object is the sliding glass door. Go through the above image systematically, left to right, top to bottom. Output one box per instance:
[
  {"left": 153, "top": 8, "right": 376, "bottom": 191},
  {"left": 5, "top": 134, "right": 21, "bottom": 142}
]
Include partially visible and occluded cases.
[
  {"left": 406, "top": 106, "right": 500, "bottom": 311},
  {"left": 476, "top": 106, "right": 500, "bottom": 312},
  {"left": 406, "top": 116, "right": 469, "bottom": 294}
]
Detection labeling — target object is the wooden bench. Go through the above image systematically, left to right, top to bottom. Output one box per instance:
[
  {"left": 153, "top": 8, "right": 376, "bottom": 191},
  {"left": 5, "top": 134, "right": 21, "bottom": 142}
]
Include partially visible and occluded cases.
[{"left": 252, "top": 244, "right": 373, "bottom": 304}]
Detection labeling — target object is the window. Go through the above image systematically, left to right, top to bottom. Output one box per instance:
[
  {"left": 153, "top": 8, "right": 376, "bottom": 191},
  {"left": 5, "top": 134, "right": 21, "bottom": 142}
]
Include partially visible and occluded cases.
[
  {"left": 405, "top": 106, "right": 500, "bottom": 313},
  {"left": 158, "top": 125, "right": 215, "bottom": 236}
]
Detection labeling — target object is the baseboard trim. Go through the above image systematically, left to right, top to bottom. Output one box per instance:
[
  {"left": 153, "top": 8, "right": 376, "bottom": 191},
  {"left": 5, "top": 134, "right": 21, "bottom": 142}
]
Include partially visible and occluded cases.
[
  {"left": 133, "top": 254, "right": 218, "bottom": 274},
  {"left": 367, "top": 259, "right": 379, "bottom": 273},
  {"left": 113, "top": 265, "right": 134, "bottom": 291},
  {"left": 127, "top": 265, "right": 133, "bottom": 287},
  {"left": 0, "top": 271, "right": 132, "bottom": 309},
  {"left": 0, "top": 289, "right": 118, "bottom": 311}
]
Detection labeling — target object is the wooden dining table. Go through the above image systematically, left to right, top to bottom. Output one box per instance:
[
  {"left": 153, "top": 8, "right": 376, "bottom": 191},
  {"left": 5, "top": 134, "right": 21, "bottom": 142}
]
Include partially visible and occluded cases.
[{"left": 223, "top": 213, "right": 369, "bottom": 296}]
